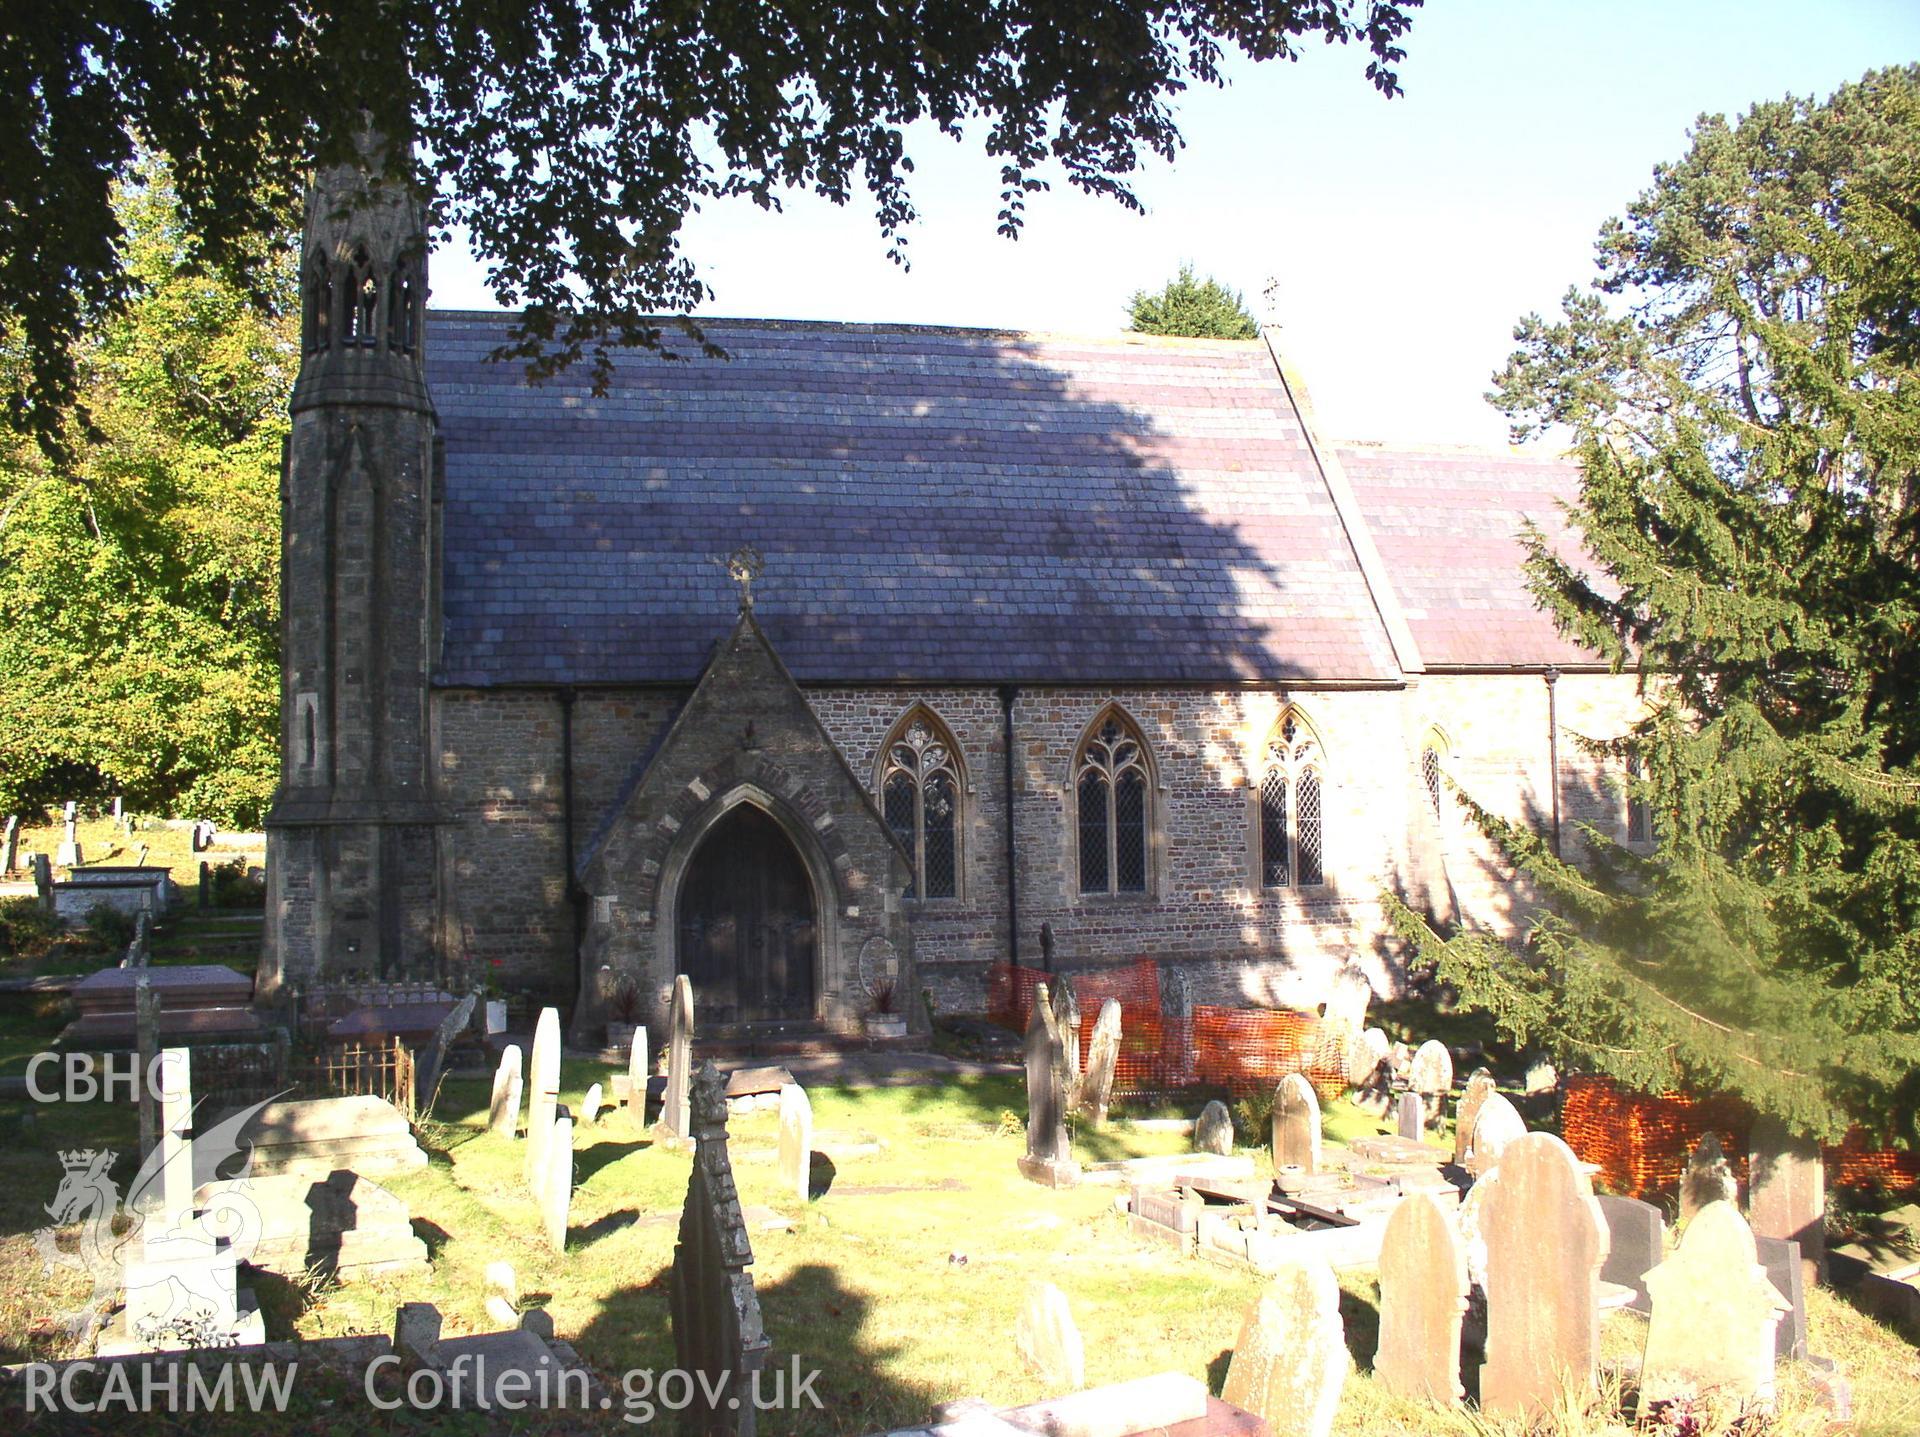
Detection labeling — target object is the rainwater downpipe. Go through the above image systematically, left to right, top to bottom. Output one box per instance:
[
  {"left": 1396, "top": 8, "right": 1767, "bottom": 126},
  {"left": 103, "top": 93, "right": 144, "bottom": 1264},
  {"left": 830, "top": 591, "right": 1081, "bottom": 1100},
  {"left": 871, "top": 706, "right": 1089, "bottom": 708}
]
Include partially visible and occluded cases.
[
  {"left": 1543, "top": 667, "right": 1562, "bottom": 858},
  {"left": 998, "top": 684, "right": 1020, "bottom": 967},
  {"left": 559, "top": 687, "right": 588, "bottom": 1007}
]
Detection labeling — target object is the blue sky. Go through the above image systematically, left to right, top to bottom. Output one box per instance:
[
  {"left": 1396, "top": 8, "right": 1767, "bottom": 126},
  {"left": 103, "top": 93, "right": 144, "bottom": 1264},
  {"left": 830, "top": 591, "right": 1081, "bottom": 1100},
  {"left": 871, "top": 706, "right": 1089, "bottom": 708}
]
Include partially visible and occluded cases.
[{"left": 431, "top": 0, "right": 1918, "bottom": 447}]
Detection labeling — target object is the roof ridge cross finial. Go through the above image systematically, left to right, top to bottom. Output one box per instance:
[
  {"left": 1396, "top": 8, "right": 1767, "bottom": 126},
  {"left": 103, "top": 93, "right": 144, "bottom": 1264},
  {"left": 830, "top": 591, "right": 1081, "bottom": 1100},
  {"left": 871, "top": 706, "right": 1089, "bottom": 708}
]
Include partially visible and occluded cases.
[{"left": 726, "top": 544, "right": 765, "bottom": 612}]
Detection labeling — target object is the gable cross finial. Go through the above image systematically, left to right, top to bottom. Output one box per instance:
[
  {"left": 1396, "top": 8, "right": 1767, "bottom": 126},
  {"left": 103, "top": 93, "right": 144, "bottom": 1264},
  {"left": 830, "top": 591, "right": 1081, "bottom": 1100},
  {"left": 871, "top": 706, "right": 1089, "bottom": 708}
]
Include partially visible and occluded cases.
[{"left": 726, "top": 544, "right": 764, "bottom": 612}]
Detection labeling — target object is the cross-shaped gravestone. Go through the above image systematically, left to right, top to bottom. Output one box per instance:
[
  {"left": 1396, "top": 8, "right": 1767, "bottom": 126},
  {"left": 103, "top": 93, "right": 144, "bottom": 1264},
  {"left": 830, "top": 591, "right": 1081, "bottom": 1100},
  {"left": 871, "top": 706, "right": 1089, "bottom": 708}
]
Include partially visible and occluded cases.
[
  {"left": 1018, "top": 983, "right": 1079, "bottom": 1188},
  {"left": 669, "top": 1062, "right": 771, "bottom": 1437}
]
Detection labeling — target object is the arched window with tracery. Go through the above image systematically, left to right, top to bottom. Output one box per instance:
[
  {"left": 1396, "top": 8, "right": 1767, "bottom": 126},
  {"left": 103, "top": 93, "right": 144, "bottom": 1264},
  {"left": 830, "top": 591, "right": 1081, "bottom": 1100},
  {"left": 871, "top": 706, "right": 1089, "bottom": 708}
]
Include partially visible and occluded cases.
[
  {"left": 346, "top": 246, "right": 378, "bottom": 348},
  {"left": 304, "top": 254, "right": 333, "bottom": 355},
  {"left": 388, "top": 259, "right": 420, "bottom": 356},
  {"left": 1260, "top": 707, "right": 1325, "bottom": 888},
  {"left": 879, "top": 710, "right": 961, "bottom": 900},
  {"left": 1076, "top": 710, "right": 1151, "bottom": 895},
  {"left": 1420, "top": 727, "right": 1448, "bottom": 822},
  {"left": 1625, "top": 751, "right": 1651, "bottom": 844}
]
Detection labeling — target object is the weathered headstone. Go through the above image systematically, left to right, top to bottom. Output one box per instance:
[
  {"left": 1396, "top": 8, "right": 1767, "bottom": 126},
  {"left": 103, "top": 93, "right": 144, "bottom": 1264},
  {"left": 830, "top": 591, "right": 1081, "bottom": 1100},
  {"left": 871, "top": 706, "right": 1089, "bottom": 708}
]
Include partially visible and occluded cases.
[
  {"left": 111, "top": 796, "right": 122, "bottom": 820},
  {"left": 56, "top": 801, "right": 79, "bottom": 867},
  {"left": 1, "top": 815, "right": 17, "bottom": 876},
  {"left": 31, "top": 851, "right": 52, "bottom": 909},
  {"left": 197, "top": 860, "right": 212, "bottom": 908},
  {"left": 655, "top": 974, "right": 695, "bottom": 1144},
  {"left": 134, "top": 975, "right": 161, "bottom": 1160},
  {"left": 1049, "top": 979, "right": 1082, "bottom": 1111},
  {"left": 1019, "top": 984, "right": 1079, "bottom": 1188},
  {"left": 416, "top": 989, "right": 478, "bottom": 1114},
  {"left": 1077, "top": 999, "right": 1122, "bottom": 1126},
  {"left": 523, "top": 1007, "right": 562, "bottom": 1190},
  {"left": 626, "top": 1024, "right": 649, "bottom": 1125},
  {"left": 1347, "top": 1025, "right": 1389, "bottom": 1088},
  {"left": 1408, "top": 1040, "right": 1452, "bottom": 1132},
  {"left": 488, "top": 1044, "right": 523, "bottom": 1135},
  {"left": 668, "top": 1062, "right": 771, "bottom": 1437},
  {"left": 1452, "top": 1069, "right": 1497, "bottom": 1167},
  {"left": 1271, "top": 1073, "right": 1321, "bottom": 1176},
  {"left": 580, "top": 1082, "right": 602, "bottom": 1127},
  {"left": 776, "top": 1083, "right": 812, "bottom": 1203},
  {"left": 1395, "top": 1090, "right": 1424, "bottom": 1143},
  {"left": 1465, "top": 1093, "right": 1527, "bottom": 1177},
  {"left": 1194, "top": 1100, "right": 1234, "bottom": 1156},
  {"left": 541, "top": 1107, "right": 573, "bottom": 1252},
  {"left": 1748, "top": 1115, "right": 1826, "bottom": 1289},
  {"left": 1478, "top": 1132, "right": 1609, "bottom": 1421},
  {"left": 1680, "top": 1132, "right": 1737, "bottom": 1227},
  {"left": 1376, "top": 1191, "right": 1468, "bottom": 1406},
  {"left": 1596, "top": 1194, "right": 1665, "bottom": 1316},
  {"left": 1640, "top": 1200, "right": 1788, "bottom": 1414},
  {"left": 1754, "top": 1234, "right": 1809, "bottom": 1361},
  {"left": 1221, "top": 1259, "right": 1348, "bottom": 1437},
  {"left": 486, "top": 1260, "right": 518, "bottom": 1307},
  {"left": 1015, "top": 1281, "right": 1085, "bottom": 1392}
]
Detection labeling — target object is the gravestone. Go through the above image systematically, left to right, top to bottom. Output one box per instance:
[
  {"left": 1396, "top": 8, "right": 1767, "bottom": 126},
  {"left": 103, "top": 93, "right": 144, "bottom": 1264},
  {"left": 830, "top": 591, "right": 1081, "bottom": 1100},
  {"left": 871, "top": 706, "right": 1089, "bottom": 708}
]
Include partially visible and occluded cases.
[
  {"left": 111, "top": 796, "right": 122, "bottom": 820},
  {"left": 57, "top": 801, "right": 79, "bottom": 867},
  {"left": 2, "top": 815, "right": 17, "bottom": 875},
  {"left": 31, "top": 852, "right": 52, "bottom": 909},
  {"left": 198, "top": 861, "right": 211, "bottom": 908},
  {"left": 1322, "top": 965, "right": 1372, "bottom": 1038},
  {"left": 655, "top": 974, "right": 695, "bottom": 1144},
  {"left": 134, "top": 975, "right": 161, "bottom": 1160},
  {"left": 1050, "top": 980, "right": 1082, "bottom": 1112},
  {"left": 1019, "top": 983, "right": 1079, "bottom": 1188},
  {"left": 415, "top": 989, "right": 478, "bottom": 1113},
  {"left": 1077, "top": 999, "right": 1122, "bottom": 1126},
  {"left": 523, "top": 1008, "right": 562, "bottom": 1191},
  {"left": 627, "top": 1024, "right": 649, "bottom": 1125},
  {"left": 1347, "top": 1025, "right": 1389, "bottom": 1098},
  {"left": 1408, "top": 1040, "right": 1453, "bottom": 1131},
  {"left": 488, "top": 1044, "right": 523, "bottom": 1135},
  {"left": 154, "top": 1047, "right": 194, "bottom": 1229},
  {"left": 1523, "top": 1060, "right": 1558, "bottom": 1095},
  {"left": 668, "top": 1062, "right": 771, "bottom": 1437},
  {"left": 1453, "top": 1069, "right": 1497, "bottom": 1167},
  {"left": 1271, "top": 1073, "right": 1321, "bottom": 1176},
  {"left": 580, "top": 1082, "right": 602, "bottom": 1127},
  {"left": 777, "top": 1083, "right": 812, "bottom": 1202},
  {"left": 1395, "top": 1090, "right": 1424, "bottom": 1143},
  {"left": 1465, "top": 1093, "right": 1527, "bottom": 1177},
  {"left": 1194, "top": 1100, "right": 1234, "bottom": 1156},
  {"left": 542, "top": 1107, "right": 573, "bottom": 1252},
  {"left": 1748, "top": 1115, "right": 1826, "bottom": 1288},
  {"left": 1478, "top": 1132, "right": 1609, "bottom": 1421},
  {"left": 1680, "top": 1132, "right": 1737, "bottom": 1227},
  {"left": 1376, "top": 1191, "right": 1468, "bottom": 1406},
  {"left": 1596, "top": 1194, "right": 1665, "bottom": 1316},
  {"left": 1640, "top": 1200, "right": 1788, "bottom": 1414},
  {"left": 1754, "top": 1234, "right": 1809, "bottom": 1361},
  {"left": 1221, "top": 1259, "right": 1348, "bottom": 1437},
  {"left": 1015, "top": 1281, "right": 1085, "bottom": 1392}
]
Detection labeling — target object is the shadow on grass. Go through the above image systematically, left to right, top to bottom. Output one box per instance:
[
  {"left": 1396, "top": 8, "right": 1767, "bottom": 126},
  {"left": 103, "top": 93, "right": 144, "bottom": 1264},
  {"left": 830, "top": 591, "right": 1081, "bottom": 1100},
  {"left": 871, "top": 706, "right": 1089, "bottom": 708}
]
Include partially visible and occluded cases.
[
  {"left": 576, "top": 1138, "right": 648, "bottom": 1184},
  {"left": 808, "top": 1152, "right": 837, "bottom": 1198},
  {"left": 573, "top": 1207, "right": 643, "bottom": 1248},
  {"left": 411, "top": 1216, "right": 453, "bottom": 1261},
  {"left": 577, "top": 1260, "right": 935, "bottom": 1435},
  {"left": 1338, "top": 1281, "right": 1381, "bottom": 1375},
  {"left": 1205, "top": 1347, "right": 1233, "bottom": 1394}
]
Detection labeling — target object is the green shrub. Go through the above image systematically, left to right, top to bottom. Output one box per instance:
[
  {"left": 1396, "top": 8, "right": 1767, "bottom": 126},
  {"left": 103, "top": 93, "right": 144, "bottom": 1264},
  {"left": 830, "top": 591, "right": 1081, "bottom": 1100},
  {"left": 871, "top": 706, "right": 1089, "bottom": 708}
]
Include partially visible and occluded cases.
[
  {"left": 207, "top": 857, "right": 265, "bottom": 909},
  {"left": 0, "top": 895, "right": 60, "bottom": 958},
  {"left": 86, "top": 903, "right": 135, "bottom": 952}
]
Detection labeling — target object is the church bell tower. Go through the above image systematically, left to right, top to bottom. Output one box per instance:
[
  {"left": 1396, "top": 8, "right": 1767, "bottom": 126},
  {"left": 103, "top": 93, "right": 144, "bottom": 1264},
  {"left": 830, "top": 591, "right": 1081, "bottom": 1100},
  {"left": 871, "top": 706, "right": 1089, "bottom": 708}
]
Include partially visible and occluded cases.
[{"left": 261, "top": 143, "right": 442, "bottom": 995}]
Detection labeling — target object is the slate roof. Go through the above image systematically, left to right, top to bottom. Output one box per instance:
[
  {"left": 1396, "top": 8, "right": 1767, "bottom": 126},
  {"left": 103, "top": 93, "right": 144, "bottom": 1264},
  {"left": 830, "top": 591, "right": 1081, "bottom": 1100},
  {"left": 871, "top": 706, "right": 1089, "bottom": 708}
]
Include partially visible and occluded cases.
[
  {"left": 429, "top": 313, "right": 1408, "bottom": 687},
  {"left": 1334, "top": 442, "right": 1602, "bottom": 669}
]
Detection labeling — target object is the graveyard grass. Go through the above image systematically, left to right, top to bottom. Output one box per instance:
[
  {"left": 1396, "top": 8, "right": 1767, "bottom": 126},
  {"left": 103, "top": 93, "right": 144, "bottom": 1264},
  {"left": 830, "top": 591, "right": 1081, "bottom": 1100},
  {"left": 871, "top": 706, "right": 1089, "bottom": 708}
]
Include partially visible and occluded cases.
[{"left": 0, "top": 1016, "right": 1913, "bottom": 1432}]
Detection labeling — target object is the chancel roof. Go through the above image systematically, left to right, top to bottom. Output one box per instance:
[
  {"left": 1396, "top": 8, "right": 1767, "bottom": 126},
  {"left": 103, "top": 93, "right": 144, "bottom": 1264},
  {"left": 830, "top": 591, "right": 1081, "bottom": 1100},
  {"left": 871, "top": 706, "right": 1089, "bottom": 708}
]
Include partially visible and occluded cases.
[{"left": 428, "top": 313, "right": 1594, "bottom": 687}]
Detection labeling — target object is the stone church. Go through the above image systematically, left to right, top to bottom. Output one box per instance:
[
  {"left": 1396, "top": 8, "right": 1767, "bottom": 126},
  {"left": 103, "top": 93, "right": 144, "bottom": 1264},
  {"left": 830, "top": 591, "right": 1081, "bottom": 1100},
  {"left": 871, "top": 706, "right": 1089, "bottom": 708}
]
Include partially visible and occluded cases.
[{"left": 261, "top": 158, "right": 1645, "bottom": 1042}]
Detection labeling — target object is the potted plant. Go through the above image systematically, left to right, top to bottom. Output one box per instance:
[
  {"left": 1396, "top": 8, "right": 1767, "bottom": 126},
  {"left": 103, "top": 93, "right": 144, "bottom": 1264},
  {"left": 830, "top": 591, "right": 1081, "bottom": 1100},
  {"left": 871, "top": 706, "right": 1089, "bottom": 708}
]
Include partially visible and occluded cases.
[
  {"left": 606, "top": 978, "right": 643, "bottom": 1051},
  {"left": 865, "top": 978, "right": 907, "bottom": 1040}
]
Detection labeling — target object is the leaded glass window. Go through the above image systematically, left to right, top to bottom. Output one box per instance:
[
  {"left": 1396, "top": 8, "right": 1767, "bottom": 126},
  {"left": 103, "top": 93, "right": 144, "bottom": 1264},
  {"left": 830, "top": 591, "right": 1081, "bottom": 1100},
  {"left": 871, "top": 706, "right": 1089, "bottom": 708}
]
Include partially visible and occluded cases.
[
  {"left": 1260, "top": 708, "right": 1328, "bottom": 888},
  {"left": 879, "top": 712, "right": 962, "bottom": 900},
  {"left": 1076, "top": 712, "right": 1151, "bottom": 895},
  {"left": 1421, "top": 745, "right": 1442, "bottom": 818},
  {"left": 1626, "top": 751, "right": 1651, "bottom": 844}
]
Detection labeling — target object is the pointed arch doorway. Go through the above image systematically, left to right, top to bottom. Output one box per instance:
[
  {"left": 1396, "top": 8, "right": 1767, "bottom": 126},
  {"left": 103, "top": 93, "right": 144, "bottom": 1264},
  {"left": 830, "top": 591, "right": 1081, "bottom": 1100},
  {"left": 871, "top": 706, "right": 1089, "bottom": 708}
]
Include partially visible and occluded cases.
[{"left": 674, "top": 803, "right": 818, "bottom": 1025}]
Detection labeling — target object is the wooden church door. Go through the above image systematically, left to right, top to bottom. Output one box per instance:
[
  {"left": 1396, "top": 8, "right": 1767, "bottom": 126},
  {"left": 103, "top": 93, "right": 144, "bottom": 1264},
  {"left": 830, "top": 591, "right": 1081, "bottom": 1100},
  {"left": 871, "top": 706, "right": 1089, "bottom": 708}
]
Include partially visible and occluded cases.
[{"left": 675, "top": 804, "right": 817, "bottom": 1025}]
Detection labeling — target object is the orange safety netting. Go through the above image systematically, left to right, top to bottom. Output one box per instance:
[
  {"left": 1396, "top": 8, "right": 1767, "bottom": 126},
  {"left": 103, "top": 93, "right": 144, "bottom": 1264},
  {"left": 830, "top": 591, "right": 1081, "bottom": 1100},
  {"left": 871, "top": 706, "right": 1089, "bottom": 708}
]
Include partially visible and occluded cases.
[
  {"left": 984, "top": 961, "right": 1345, "bottom": 1099},
  {"left": 1562, "top": 1076, "right": 1920, "bottom": 1198}
]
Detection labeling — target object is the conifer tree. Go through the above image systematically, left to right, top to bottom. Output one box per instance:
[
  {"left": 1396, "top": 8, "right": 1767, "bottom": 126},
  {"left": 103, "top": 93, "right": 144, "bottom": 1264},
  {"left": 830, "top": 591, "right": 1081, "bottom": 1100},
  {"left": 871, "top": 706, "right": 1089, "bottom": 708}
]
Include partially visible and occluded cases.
[
  {"left": 1387, "top": 66, "right": 1920, "bottom": 1143},
  {"left": 1126, "top": 265, "right": 1261, "bottom": 339}
]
